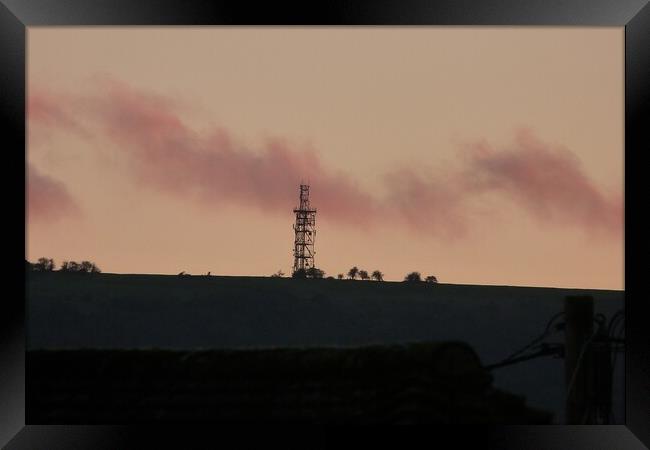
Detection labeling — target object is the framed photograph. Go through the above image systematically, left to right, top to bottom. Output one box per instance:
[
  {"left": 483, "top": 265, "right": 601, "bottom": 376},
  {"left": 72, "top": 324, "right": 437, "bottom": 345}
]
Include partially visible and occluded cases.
[{"left": 2, "top": 0, "right": 648, "bottom": 448}]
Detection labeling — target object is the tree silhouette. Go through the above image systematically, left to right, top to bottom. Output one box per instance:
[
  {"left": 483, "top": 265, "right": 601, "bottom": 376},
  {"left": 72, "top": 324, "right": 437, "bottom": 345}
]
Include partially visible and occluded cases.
[
  {"left": 34, "top": 257, "right": 55, "bottom": 271},
  {"left": 57, "top": 260, "right": 100, "bottom": 273},
  {"left": 348, "top": 266, "right": 359, "bottom": 280},
  {"left": 292, "top": 268, "right": 307, "bottom": 279},
  {"left": 271, "top": 270, "right": 285, "bottom": 278},
  {"left": 359, "top": 270, "right": 369, "bottom": 281},
  {"left": 371, "top": 270, "right": 384, "bottom": 281},
  {"left": 404, "top": 272, "right": 422, "bottom": 282},
  {"left": 337, "top": 274, "right": 344, "bottom": 280},
  {"left": 425, "top": 275, "right": 438, "bottom": 283}
]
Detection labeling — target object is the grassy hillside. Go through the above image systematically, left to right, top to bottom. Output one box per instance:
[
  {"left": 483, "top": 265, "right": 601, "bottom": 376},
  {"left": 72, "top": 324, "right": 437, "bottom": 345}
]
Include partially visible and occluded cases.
[
  {"left": 26, "top": 271, "right": 624, "bottom": 422},
  {"left": 27, "top": 272, "right": 622, "bottom": 350}
]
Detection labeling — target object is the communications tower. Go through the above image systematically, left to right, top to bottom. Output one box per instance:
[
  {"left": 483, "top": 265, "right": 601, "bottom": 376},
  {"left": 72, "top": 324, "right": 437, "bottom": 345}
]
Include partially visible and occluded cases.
[{"left": 292, "top": 184, "right": 316, "bottom": 275}]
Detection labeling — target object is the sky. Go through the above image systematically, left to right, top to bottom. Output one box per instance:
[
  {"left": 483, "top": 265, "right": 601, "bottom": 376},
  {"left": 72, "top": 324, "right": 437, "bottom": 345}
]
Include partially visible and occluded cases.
[{"left": 26, "top": 27, "right": 624, "bottom": 289}]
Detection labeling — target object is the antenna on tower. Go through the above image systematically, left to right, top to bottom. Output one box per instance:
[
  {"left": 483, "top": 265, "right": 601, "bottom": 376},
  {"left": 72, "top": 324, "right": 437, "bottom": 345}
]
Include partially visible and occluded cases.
[{"left": 292, "top": 184, "right": 316, "bottom": 276}]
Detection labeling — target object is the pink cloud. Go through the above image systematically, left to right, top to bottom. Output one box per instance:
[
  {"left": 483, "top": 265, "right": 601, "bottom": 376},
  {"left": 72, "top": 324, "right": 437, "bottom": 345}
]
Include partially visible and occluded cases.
[
  {"left": 27, "top": 79, "right": 622, "bottom": 240},
  {"left": 78, "top": 79, "right": 381, "bottom": 226},
  {"left": 28, "top": 90, "right": 90, "bottom": 138},
  {"left": 461, "top": 129, "right": 623, "bottom": 236},
  {"left": 27, "top": 164, "right": 81, "bottom": 223},
  {"left": 383, "top": 168, "right": 469, "bottom": 238}
]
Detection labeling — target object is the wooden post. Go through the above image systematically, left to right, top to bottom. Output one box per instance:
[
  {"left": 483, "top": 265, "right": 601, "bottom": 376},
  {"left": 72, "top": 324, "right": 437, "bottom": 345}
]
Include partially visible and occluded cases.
[{"left": 564, "top": 295, "right": 594, "bottom": 424}]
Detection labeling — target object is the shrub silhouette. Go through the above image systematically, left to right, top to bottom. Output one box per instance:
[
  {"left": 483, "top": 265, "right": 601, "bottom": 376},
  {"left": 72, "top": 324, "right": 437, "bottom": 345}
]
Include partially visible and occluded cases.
[
  {"left": 292, "top": 267, "right": 324, "bottom": 279},
  {"left": 306, "top": 267, "right": 325, "bottom": 279},
  {"left": 359, "top": 270, "right": 370, "bottom": 281},
  {"left": 371, "top": 270, "right": 384, "bottom": 281},
  {"left": 404, "top": 272, "right": 422, "bottom": 282},
  {"left": 337, "top": 274, "right": 344, "bottom": 280},
  {"left": 425, "top": 275, "right": 438, "bottom": 283}
]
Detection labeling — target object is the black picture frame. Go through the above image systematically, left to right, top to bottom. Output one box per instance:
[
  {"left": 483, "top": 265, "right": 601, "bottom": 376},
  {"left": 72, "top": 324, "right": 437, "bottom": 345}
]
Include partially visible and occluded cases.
[{"left": 2, "top": 0, "right": 648, "bottom": 448}]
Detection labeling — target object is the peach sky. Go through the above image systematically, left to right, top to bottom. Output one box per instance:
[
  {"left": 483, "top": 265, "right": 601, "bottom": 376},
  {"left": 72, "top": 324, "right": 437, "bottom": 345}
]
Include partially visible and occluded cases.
[{"left": 26, "top": 27, "right": 624, "bottom": 289}]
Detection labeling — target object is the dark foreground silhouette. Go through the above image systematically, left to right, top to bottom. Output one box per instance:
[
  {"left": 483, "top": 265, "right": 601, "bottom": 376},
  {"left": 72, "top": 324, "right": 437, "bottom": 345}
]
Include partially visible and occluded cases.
[{"left": 28, "top": 343, "right": 552, "bottom": 424}]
